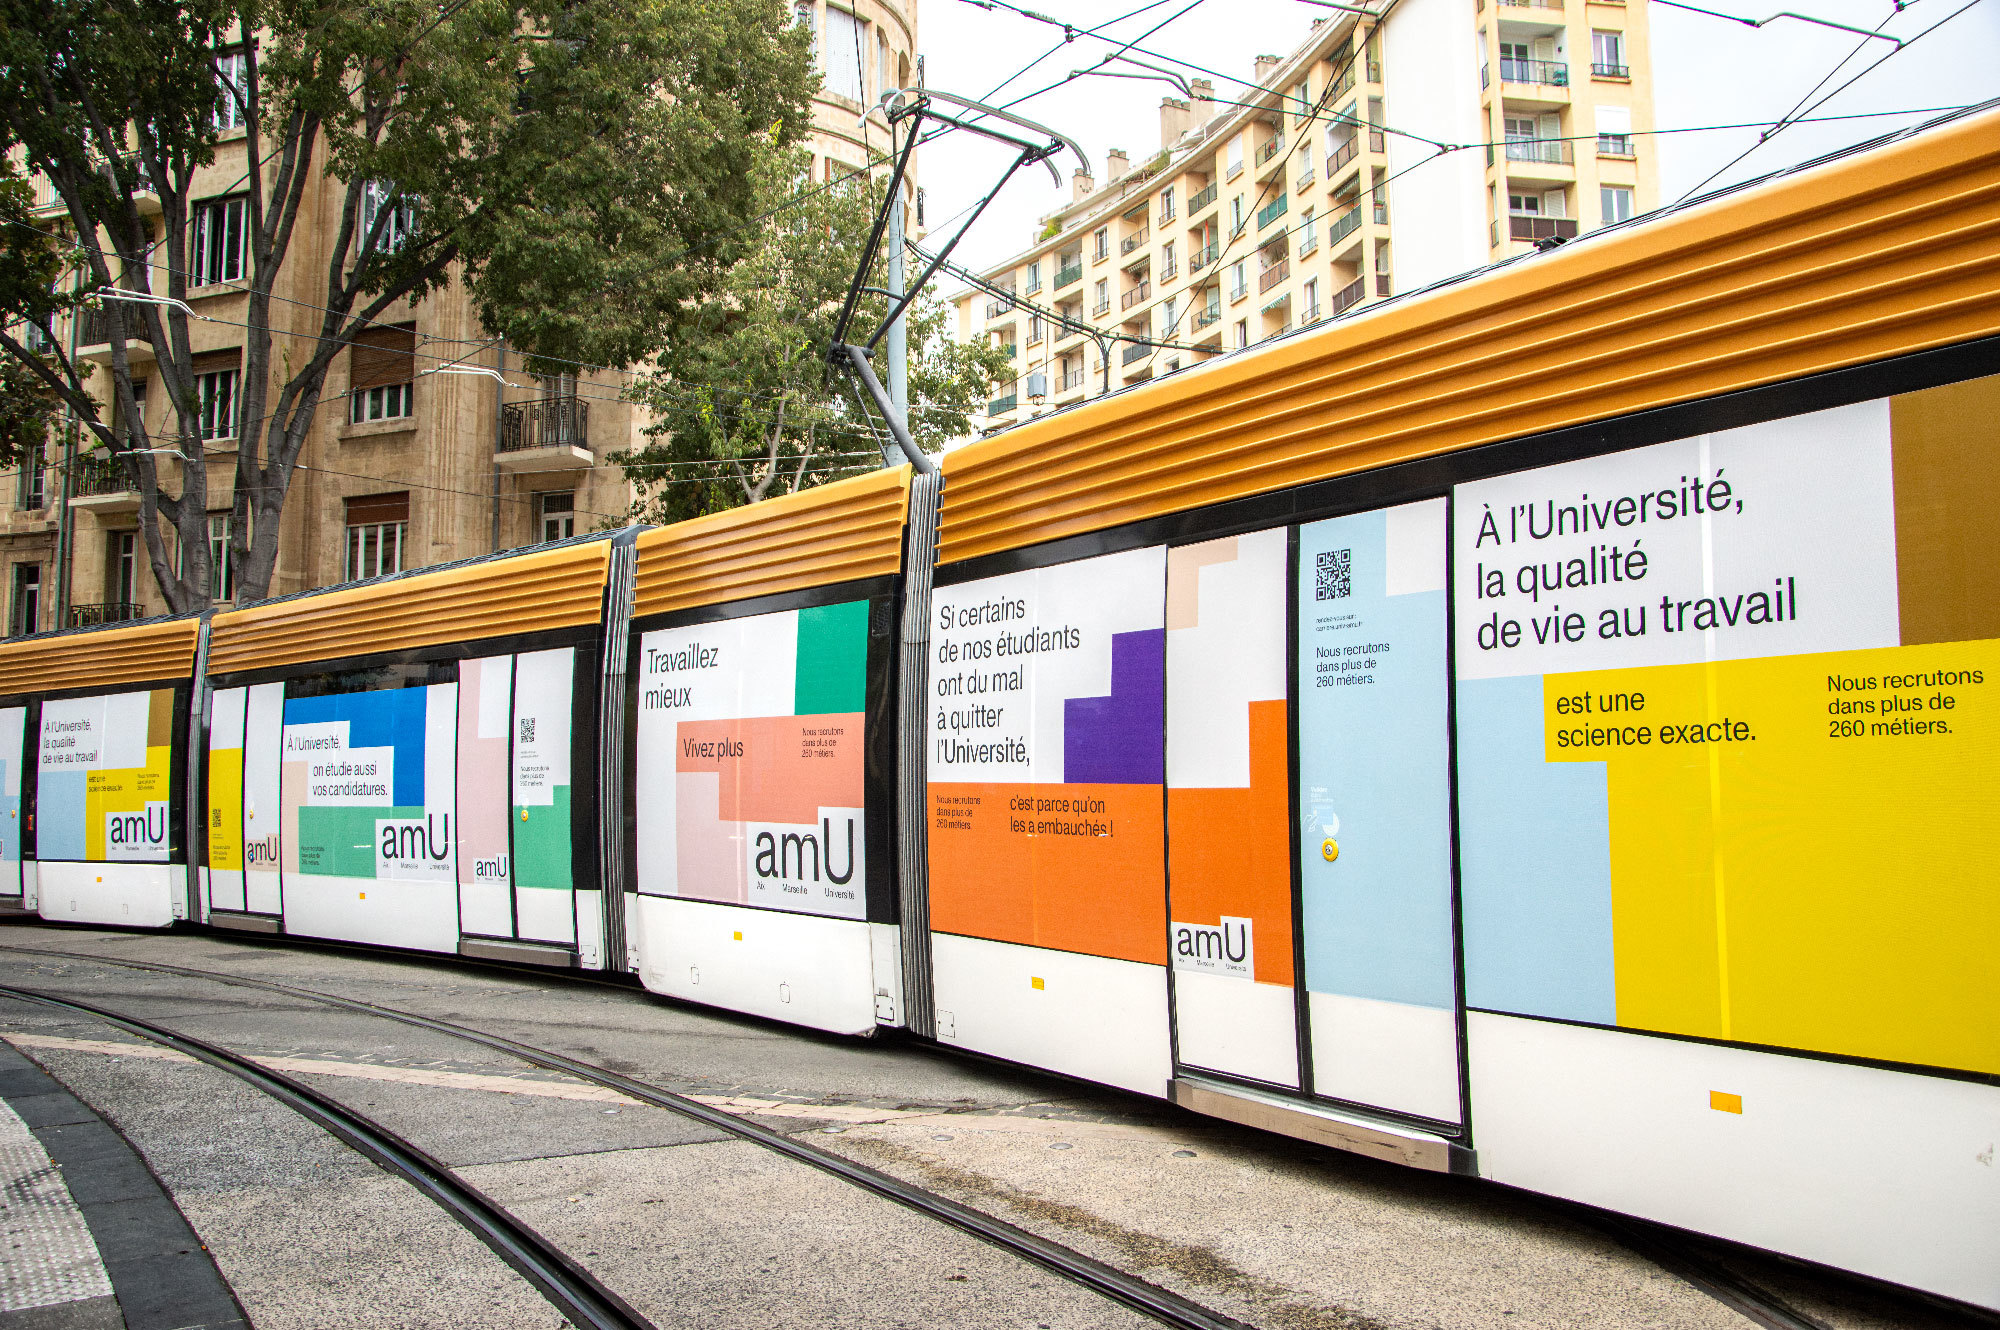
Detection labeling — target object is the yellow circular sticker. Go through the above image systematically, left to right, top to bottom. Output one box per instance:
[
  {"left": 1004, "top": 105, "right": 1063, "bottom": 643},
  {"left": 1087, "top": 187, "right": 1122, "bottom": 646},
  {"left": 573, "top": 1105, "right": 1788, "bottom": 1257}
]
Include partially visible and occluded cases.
[{"left": 1321, "top": 839, "right": 1339, "bottom": 862}]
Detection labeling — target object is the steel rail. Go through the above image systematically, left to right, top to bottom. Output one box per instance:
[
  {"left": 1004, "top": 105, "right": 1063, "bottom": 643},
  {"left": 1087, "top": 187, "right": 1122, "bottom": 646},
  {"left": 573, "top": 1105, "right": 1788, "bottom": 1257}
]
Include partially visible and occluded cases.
[
  {"left": 0, "top": 944, "right": 1253, "bottom": 1330},
  {"left": 0, "top": 981, "right": 656, "bottom": 1330}
]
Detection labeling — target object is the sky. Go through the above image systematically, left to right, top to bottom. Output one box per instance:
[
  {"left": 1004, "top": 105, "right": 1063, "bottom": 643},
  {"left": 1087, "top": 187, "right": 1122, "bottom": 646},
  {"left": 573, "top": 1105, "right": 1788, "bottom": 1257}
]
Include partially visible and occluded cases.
[{"left": 907, "top": 0, "right": 2000, "bottom": 284}]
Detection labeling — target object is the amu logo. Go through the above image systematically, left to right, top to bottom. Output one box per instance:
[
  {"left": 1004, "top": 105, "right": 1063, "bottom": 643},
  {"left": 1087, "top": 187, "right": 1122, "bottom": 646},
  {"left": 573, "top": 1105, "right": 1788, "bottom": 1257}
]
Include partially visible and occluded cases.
[
  {"left": 106, "top": 804, "right": 169, "bottom": 851},
  {"left": 377, "top": 813, "right": 453, "bottom": 872},
  {"left": 751, "top": 815, "right": 859, "bottom": 900},
  {"left": 245, "top": 835, "right": 280, "bottom": 866},
  {"left": 1171, "top": 915, "right": 1255, "bottom": 978}
]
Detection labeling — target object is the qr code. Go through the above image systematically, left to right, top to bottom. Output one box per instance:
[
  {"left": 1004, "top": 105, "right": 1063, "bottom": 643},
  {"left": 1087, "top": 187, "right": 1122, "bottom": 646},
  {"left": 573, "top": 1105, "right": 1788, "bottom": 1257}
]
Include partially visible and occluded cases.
[
  {"left": 1315, "top": 548, "right": 1352, "bottom": 601},
  {"left": 518, "top": 717, "right": 535, "bottom": 744}
]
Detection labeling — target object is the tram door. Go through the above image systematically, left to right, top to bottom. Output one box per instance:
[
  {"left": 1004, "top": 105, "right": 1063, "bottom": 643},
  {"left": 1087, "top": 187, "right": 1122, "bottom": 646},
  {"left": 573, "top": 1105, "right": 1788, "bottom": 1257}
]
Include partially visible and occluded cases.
[
  {"left": 1294, "top": 501, "right": 1463, "bottom": 1125},
  {"left": 1165, "top": 529, "right": 1302, "bottom": 1087}
]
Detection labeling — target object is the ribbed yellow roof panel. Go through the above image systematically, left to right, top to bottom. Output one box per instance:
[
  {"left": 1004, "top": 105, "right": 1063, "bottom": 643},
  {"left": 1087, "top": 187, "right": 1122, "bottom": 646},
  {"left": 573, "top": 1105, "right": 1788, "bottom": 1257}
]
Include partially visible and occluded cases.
[
  {"left": 939, "top": 110, "right": 2000, "bottom": 564},
  {"left": 632, "top": 467, "right": 911, "bottom": 618},
  {"left": 209, "top": 540, "right": 611, "bottom": 676},
  {"left": 0, "top": 618, "right": 199, "bottom": 696}
]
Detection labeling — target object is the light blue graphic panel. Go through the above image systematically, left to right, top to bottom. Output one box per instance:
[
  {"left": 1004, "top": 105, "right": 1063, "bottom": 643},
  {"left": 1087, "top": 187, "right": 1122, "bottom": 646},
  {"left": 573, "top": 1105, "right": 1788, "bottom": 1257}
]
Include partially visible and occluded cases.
[
  {"left": 1296, "top": 506, "right": 1457, "bottom": 1009},
  {"left": 1454, "top": 674, "right": 1618, "bottom": 1023}
]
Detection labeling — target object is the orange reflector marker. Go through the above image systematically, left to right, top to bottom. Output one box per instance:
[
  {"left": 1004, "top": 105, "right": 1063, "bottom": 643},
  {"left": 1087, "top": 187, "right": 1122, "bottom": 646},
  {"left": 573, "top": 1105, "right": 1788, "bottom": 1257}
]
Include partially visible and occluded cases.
[
  {"left": 359, "top": 892, "right": 366, "bottom": 900},
  {"left": 1031, "top": 977, "right": 1045, "bottom": 990},
  {"left": 1710, "top": 1091, "right": 1742, "bottom": 1114}
]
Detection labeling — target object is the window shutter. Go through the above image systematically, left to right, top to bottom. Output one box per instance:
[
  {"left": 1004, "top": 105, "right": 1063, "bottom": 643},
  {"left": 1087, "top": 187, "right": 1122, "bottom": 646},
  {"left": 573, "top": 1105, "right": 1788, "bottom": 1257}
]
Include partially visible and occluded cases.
[
  {"left": 349, "top": 323, "right": 417, "bottom": 391},
  {"left": 191, "top": 349, "right": 241, "bottom": 377},
  {"left": 345, "top": 491, "right": 409, "bottom": 525}
]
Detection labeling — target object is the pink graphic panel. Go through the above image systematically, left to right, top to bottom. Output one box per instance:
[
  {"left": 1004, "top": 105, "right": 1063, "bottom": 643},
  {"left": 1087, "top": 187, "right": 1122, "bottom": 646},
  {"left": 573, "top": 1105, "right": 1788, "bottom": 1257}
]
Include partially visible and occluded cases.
[{"left": 674, "top": 714, "right": 863, "bottom": 825}]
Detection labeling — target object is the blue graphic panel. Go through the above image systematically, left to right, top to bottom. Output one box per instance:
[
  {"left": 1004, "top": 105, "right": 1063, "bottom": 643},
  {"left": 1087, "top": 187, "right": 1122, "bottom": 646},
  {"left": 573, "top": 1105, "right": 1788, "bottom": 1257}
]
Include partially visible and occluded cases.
[
  {"left": 1296, "top": 510, "right": 1457, "bottom": 1009},
  {"left": 1455, "top": 674, "right": 1617, "bottom": 1023},
  {"left": 283, "top": 688, "right": 429, "bottom": 806},
  {"left": 38, "top": 771, "right": 87, "bottom": 862}
]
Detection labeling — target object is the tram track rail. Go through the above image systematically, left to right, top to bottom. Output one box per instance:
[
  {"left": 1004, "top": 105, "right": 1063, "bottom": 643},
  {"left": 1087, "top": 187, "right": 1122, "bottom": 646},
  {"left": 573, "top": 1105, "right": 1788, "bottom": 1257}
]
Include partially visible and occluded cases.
[
  {"left": 4, "top": 936, "right": 1990, "bottom": 1330},
  {"left": 0, "top": 940, "right": 1255, "bottom": 1330},
  {"left": 0, "top": 980, "right": 656, "bottom": 1330}
]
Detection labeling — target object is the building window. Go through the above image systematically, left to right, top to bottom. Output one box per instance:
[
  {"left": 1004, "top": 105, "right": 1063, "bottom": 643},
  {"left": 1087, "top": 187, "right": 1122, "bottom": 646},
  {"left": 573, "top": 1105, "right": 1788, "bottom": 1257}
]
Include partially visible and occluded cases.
[
  {"left": 793, "top": 2, "right": 815, "bottom": 50},
  {"left": 823, "top": 6, "right": 865, "bottom": 102},
  {"left": 877, "top": 26, "right": 890, "bottom": 98},
  {"left": 1591, "top": 30, "right": 1627, "bottom": 77},
  {"left": 213, "top": 51, "right": 247, "bottom": 132},
  {"left": 1226, "top": 137, "right": 1244, "bottom": 179},
  {"left": 360, "top": 180, "right": 416, "bottom": 254},
  {"left": 1601, "top": 185, "right": 1635, "bottom": 224},
  {"left": 1160, "top": 186, "right": 1175, "bottom": 223},
  {"left": 1509, "top": 192, "right": 1542, "bottom": 215},
  {"left": 1231, "top": 194, "right": 1244, "bottom": 233},
  {"left": 191, "top": 195, "right": 247, "bottom": 286},
  {"left": 1301, "top": 209, "right": 1317, "bottom": 253},
  {"left": 1093, "top": 227, "right": 1109, "bottom": 262},
  {"left": 1026, "top": 260, "right": 1041, "bottom": 294},
  {"left": 1230, "top": 261, "right": 1247, "bottom": 301},
  {"left": 1093, "top": 278, "right": 1108, "bottom": 314},
  {"left": 1303, "top": 278, "right": 1319, "bottom": 321},
  {"left": 1162, "top": 295, "right": 1177, "bottom": 336},
  {"left": 1233, "top": 318, "right": 1248, "bottom": 349},
  {"left": 198, "top": 368, "right": 238, "bottom": 441},
  {"left": 350, "top": 382, "right": 412, "bottom": 424},
  {"left": 17, "top": 446, "right": 44, "bottom": 510},
  {"left": 537, "top": 491, "right": 576, "bottom": 544},
  {"left": 345, "top": 493, "right": 409, "bottom": 582},
  {"left": 207, "top": 512, "right": 236, "bottom": 601},
  {"left": 107, "top": 531, "right": 138, "bottom": 607},
  {"left": 10, "top": 564, "right": 40, "bottom": 637}
]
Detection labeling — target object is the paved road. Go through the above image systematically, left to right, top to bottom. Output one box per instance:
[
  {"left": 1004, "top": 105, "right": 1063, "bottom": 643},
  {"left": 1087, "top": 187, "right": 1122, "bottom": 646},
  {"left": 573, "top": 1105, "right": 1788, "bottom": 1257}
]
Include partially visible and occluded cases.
[{"left": 0, "top": 925, "right": 1978, "bottom": 1330}]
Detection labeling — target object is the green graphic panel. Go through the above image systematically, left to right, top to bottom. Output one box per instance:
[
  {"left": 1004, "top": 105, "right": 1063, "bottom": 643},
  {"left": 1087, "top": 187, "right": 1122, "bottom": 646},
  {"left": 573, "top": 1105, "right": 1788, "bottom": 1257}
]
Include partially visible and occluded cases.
[
  {"left": 794, "top": 600, "right": 869, "bottom": 716},
  {"left": 514, "top": 788, "right": 574, "bottom": 890},
  {"left": 296, "top": 805, "right": 422, "bottom": 878}
]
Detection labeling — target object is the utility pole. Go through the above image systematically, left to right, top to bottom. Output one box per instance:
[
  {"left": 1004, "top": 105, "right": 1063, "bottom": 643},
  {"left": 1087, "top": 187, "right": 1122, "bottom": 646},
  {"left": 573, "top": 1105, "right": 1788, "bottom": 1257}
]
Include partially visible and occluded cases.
[{"left": 886, "top": 186, "right": 908, "bottom": 419}]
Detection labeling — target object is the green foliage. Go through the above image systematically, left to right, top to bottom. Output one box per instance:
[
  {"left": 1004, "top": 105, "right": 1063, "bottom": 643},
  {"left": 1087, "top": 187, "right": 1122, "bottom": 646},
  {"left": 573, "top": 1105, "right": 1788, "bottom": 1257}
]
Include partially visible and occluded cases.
[
  {"left": 0, "top": 0, "right": 816, "bottom": 609},
  {"left": 617, "top": 148, "right": 1011, "bottom": 525},
  {"left": 0, "top": 171, "right": 68, "bottom": 467},
  {"left": 1039, "top": 218, "right": 1061, "bottom": 241}
]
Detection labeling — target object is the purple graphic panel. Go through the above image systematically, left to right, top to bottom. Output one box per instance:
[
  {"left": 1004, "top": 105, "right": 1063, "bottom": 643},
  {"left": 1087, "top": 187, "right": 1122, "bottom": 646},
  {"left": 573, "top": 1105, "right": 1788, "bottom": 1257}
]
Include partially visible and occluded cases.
[{"left": 1063, "top": 628, "right": 1165, "bottom": 784}]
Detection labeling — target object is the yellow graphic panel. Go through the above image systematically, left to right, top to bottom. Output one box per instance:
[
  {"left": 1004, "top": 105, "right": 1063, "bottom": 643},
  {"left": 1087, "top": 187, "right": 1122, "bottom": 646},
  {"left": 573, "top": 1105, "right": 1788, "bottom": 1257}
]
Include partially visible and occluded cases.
[
  {"left": 1543, "top": 641, "right": 1998, "bottom": 1075},
  {"left": 208, "top": 747, "right": 243, "bottom": 872}
]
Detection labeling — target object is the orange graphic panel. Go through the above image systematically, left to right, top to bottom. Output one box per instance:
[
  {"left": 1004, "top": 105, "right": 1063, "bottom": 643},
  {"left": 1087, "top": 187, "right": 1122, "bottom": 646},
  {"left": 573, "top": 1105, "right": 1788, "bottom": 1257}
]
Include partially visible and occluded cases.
[
  {"left": 1166, "top": 699, "right": 1294, "bottom": 985},
  {"left": 675, "top": 714, "right": 863, "bottom": 824},
  {"left": 929, "top": 781, "right": 1166, "bottom": 965}
]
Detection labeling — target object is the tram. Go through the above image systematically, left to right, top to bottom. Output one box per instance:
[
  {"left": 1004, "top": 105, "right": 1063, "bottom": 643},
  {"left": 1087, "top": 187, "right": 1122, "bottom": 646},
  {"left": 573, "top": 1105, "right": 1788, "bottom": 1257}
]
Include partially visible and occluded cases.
[{"left": 0, "top": 105, "right": 1994, "bottom": 1311}]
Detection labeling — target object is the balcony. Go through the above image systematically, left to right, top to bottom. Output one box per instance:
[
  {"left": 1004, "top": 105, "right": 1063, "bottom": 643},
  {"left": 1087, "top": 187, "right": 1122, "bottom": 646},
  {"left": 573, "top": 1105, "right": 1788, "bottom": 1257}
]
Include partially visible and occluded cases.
[
  {"left": 1495, "top": 0, "right": 1564, "bottom": 8},
  {"left": 1499, "top": 58, "right": 1569, "bottom": 87},
  {"left": 1367, "top": 60, "right": 1382, "bottom": 84},
  {"left": 1592, "top": 62, "right": 1630, "bottom": 79},
  {"left": 1331, "top": 66, "right": 1355, "bottom": 100},
  {"left": 1597, "top": 133, "right": 1635, "bottom": 158},
  {"left": 1257, "top": 136, "right": 1286, "bottom": 168},
  {"left": 1505, "top": 138, "right": 1574, "bottom": 165},
  {"left": 1326, "top": 139, "right": 1358, "bottom": 179},
  {"left": 1295, "top": 164, "right": 1315, "bottom": 192},
  {"left": 1188, "top": 183, "right": 1219, "bottom": 215},
  {"left": 1257, "top": 194, "right": 1288, "bottom": 230},
  {"left": 1373, "top": 198, "right": 1389, "bottom": 225},
  {"left": 1328, "top": 202, "right": 1362, "bottom": 248},
  {"left": 1509, "top": 214, "right": 1580, "bottom": 241},
  {"left": 1120, "top": 227, "right": 1149, "bottom": 257},
  {"left": 1298, "top": 230, "right": 1318, "bottom": 258},
  {"left": 1190, "top": 242, "right": 1220, "bottom": 271},
  {"left": 1258, "top": 258, "right": 1290, "bottom": 294},
  {"left": 1160, "top": 260, "right": 1178, "bottom": 282},
  {"left": 1055, "top": 263, "right": 1083, "bottom": 289},
  {"left": 1376, "top": 274, "right": 1392, "bottom": 298},
  {"left": 1330, "top": 275, "right": 1367, "bottom": 316},
  {"left": 1025, "top": 276, "right": 1042, "bottom": 296},
  {"left": 1120, "top": 281, "right": 1150, "bottom": 311},
  {"left": 985, "top": 295, "right": 1016, "bottom": 320},
  {"left": 1093, "top": 296, "right": 1111, "bottom": 317},
  {"left": 1302, "top": 301, "right": 1321, "bottom": 323},
  {"left": 76, "top": 307, "right": 158, "bottom": 363},
  {"left": 1194, "top": 307, "right": 1221, "bottom": 329},
  {"left": 1261, "top": 322, "right": 1290, "bottom": 342},
  {"left": 1026, "top": 327, "right": 1044, "bottom": 348},
  {"left": 998, "top": 342, "right": 1018, "bottom": 358},
  {"left": 1121, "top": 343, "right": 1151, "bottom": 366},
  {"left": 1060, "top": 369, "right": 1086, "bottom": 392},
  {"left": 986, "top": 393, "right": 1018, "bottom": 416},
  {"left": 498, "top": 396, "right": 591, "bottom": 471},
  {"left": 68, "top": 458, "right": 139, "bottom": 513},
  {"left": 68, "top": 601, "right": 142, "bottom": 628}
]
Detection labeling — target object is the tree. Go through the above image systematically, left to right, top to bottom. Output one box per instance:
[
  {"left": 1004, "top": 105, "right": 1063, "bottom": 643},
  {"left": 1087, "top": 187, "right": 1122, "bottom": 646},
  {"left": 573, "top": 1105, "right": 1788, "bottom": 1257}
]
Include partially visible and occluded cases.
[
  {"left": 0, "top": 0, "right": 815, "bottom": 610},
  {"left": 617, "top": 147, "right": 1011, "bottom": 525},
  {"left": 0, "top": 169, "right": 68, "bottom": 469}
]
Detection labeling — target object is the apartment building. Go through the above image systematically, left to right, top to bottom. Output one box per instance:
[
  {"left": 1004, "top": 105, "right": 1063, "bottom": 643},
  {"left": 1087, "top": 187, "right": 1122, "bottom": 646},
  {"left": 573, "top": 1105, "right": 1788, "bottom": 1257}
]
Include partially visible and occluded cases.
[
  {"left": 2, "top": 0, "right": 917, "bottom": 635},
  {"left": 954, "top": 0, "right": 1655, "bottom": 428}
]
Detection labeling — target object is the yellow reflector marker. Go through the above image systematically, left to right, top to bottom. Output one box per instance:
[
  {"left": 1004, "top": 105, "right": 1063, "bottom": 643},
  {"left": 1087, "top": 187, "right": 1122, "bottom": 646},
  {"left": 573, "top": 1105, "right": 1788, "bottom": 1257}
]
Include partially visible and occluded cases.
[
  {"left": 520, "top": 809, "right": 528, "bottom": 822},
  {"left": 1321, "top": 839, "right": 1339, "bottom": 862},
  {"left": 359, "top": 892, "right": 366, "bottom": 900},
  {"left": 733, "top": 931, "right": 743, "bottom": 941},
  {"left": 1031, "top": 977, "right": 1045, "bottom": 990},
  {"left": 1710, "top": 1091, "right": 1743, "bottom": 1114}
]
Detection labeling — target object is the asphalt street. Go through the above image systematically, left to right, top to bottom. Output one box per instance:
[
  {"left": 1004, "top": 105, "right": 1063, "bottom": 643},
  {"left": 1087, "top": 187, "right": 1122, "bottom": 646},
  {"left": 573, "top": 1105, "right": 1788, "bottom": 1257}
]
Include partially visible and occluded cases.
[{"left": 0, "top": 925, "right": 1981, "bottom": 1330}]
